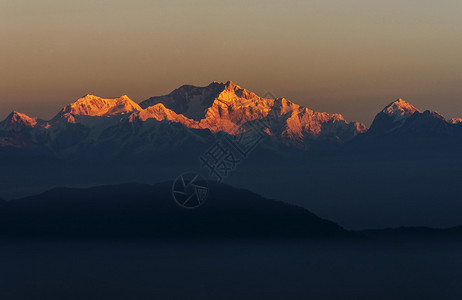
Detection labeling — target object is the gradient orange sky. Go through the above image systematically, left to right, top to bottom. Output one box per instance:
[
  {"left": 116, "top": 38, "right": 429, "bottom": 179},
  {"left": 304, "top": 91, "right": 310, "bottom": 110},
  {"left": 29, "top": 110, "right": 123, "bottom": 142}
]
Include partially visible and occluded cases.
[{"left": 1, "top": 0, "right": 462, "bottom": 125}]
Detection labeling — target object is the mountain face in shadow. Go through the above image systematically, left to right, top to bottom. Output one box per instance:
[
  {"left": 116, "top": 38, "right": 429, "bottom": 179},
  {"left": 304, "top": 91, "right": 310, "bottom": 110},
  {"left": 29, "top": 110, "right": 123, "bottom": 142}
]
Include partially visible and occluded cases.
[
  {"left": 349, "top": 99, "right": 462, "bottom": 154},
  {"left": 368, "top": 99, "right": 459, "bottom": 137},
  {"left": 0, "top": 182, "right": 348, "bottom": 239}
]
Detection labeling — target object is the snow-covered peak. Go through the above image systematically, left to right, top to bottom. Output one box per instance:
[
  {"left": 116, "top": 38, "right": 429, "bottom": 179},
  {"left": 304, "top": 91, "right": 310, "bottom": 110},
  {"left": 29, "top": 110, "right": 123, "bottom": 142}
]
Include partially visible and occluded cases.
[
  {"left": 222, "top": 80, "right": 241, "bottom": 91},
  {"left": 137, "top": 81, "right": 366, "bottom": 144},
  {"left": 139, "top": 81, "right": 238, "bottom": 120},
  {"left": 214, "top": 81, "right": 263, "bottom": 105},
  {"left": 59, "top": 94, "right": 142, "bottom": 117},
  {"left": 368, "top": 99, "right": 457, "bottom": 135},
  {"left": 382, "top": 99, "right": 421, "bottom": 120},
  {"left": 129, "top": 103, "right": 200, "bottom": 129},
  {"left": 132, "top": 103, "right": 179, "bottom": 120},
  {"left": 2, "top": 111, "right": 38, "bottom": 128}
]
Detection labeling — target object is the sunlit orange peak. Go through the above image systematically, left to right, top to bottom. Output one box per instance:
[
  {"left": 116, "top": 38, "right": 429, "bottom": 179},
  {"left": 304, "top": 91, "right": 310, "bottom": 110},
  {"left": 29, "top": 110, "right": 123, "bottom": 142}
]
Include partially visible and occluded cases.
[{"left": 62, "top": 95, "right": 142, "bottom": 117}]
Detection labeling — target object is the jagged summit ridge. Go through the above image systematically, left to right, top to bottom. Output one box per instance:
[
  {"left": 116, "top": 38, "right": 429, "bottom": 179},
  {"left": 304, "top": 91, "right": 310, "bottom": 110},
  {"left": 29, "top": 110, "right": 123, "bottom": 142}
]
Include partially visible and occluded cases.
[
  {"left": 137, "top": 81, "right": 366, "bottom": 145},
  {"left": 138, "top": 81, "right": 252, "bottom": 120},
  {"left": 57, "top": 94, "right": 142, "bottom": 117},
  {"left": 368, "top": 98, "right": 461, "bottom": 135},
  {"left": 382, "top": 99, "right": 421, "bottom": 120},
  {"left": 0, "top": 111, "right": 50, "bottom": 131},
  {"left": 3, "top": 111, "right": 38, "bottom": 128}
]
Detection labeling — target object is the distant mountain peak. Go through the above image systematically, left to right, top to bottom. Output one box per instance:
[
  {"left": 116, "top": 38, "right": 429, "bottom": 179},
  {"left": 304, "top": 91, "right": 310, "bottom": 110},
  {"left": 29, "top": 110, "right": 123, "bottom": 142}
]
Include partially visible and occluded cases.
[
  {"left": 207, "top": 80, "right": 240, "bottom": 88},
  {"left": 223, "top": 80, "right": 241, "bottom": 90},
  {"left": 137, "top": 81, "right": 366, "bottom": 145},
  {"left": 59, "top": 94, "right": 142, "bottom": 117},
  {"left": 367, "top": 99, "right": 462, "bottom": 136},
  {"left": 368, "top": 99, "right": 422, "bottom": 134},
  {"left": 382, "top": 99, "right": 421, "bottom": 118},
  {"left": 129, "top": 103, "right": 199, "bottom": 128},
  {"left": 422, "top": 110, "right": 445, "bottom": 120},
  {"left": 3, "top": 111, "right": 38, "bottom": 128}
]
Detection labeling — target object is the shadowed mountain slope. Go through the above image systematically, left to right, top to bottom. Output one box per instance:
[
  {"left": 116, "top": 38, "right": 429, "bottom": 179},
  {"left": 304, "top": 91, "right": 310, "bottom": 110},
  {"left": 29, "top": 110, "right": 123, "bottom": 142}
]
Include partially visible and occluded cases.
[{"left": 0, "top": 182, "right": 348, "bottom": 239}]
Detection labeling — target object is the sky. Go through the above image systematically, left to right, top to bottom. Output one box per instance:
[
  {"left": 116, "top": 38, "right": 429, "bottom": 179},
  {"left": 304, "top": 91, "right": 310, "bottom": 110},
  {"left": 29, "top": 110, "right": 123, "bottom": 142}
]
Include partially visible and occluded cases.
[{"left": 1, "top": 0, "right": 462, "bottom": 125}]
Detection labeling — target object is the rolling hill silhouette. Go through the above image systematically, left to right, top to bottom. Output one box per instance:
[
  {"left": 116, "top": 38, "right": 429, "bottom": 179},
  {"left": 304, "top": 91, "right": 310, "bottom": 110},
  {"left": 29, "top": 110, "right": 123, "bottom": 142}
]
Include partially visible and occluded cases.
[{"left": 0, "top": 182, "right": 348, "bottom": 239}]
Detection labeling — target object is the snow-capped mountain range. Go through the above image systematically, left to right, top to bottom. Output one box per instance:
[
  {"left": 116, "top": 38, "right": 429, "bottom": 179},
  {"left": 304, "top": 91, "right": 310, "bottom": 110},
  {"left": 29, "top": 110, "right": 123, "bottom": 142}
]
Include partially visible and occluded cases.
[{"left": 0, "top": 81, "right": 461, "bottom": 158}]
